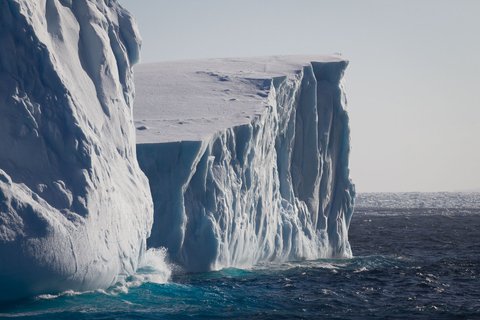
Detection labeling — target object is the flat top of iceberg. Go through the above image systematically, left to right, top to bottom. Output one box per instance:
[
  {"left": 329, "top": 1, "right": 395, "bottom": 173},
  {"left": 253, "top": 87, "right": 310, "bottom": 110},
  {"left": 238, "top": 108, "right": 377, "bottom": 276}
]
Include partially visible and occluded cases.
[{"left": 133, "top": 55, "right": 346, "bottom": 144}]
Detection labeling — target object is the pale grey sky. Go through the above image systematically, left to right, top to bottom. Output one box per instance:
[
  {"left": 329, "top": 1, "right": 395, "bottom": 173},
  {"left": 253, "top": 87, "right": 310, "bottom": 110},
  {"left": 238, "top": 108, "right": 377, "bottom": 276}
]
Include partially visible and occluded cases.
[{"left": 119, "top": 0, "right": 480, "bottom": 192}]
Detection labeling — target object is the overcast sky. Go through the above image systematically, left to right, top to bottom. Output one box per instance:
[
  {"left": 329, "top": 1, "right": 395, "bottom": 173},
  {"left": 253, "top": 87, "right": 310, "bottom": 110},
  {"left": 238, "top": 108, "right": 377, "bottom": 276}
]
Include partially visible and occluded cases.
[{"left": 119, "top": 0, "right": 480, "bottom": 192}]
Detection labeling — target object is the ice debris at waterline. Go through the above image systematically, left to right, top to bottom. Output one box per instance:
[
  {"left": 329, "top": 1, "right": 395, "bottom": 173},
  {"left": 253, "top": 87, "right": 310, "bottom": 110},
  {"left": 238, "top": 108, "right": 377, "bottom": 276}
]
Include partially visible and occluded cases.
[
  {"left": 0, "top": 0, "right": 153, "bottom": 301},
  {"left": 134, "top": 56, "right": 355, "bottom": 272}
]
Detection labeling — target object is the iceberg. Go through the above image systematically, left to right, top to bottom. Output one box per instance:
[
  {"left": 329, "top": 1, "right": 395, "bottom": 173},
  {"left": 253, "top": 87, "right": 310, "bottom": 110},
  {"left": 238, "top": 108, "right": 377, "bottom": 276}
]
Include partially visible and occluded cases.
[
  {"left": 0, "top": 0, "right": 152, "bottom": 301},
  {"left": 0, "top": 0, "right": 355, "bottom": 300},
  {"left": 134, "top": 56, "right": 355, "bottom": 272}
]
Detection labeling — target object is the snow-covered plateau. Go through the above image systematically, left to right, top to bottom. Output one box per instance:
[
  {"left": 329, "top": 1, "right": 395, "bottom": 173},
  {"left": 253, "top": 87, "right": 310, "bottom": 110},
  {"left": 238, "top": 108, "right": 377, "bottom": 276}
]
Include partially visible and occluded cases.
[
  {"left": 0, "top": 0, "right": 153, "bottom": 301},
  {"left": 134, "top": 56, "right": 355, "bottom": 272}
]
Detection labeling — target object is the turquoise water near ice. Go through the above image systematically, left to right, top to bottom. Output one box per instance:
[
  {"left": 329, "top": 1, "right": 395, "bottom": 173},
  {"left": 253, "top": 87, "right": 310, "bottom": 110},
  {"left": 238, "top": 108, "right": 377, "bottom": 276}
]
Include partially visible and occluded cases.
[{"left": 1, "top": 204, "right": 479, "bottom": 319}]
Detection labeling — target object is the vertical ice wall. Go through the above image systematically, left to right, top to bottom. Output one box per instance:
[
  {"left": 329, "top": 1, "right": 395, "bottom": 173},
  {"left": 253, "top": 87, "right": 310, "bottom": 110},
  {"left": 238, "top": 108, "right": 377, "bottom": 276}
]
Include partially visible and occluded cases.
[
  {"left": 0, "top": 0, "right": 152, "bottom": 301},
  {"left": 136, "top": 58, "right": 355, "bottom": 272}
]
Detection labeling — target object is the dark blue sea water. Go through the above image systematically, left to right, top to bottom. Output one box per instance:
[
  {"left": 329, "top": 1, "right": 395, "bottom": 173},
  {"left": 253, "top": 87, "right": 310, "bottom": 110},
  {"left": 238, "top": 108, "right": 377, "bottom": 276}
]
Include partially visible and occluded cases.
[{"left": 1, "top": 193, "right": 480, "bottom": 319}]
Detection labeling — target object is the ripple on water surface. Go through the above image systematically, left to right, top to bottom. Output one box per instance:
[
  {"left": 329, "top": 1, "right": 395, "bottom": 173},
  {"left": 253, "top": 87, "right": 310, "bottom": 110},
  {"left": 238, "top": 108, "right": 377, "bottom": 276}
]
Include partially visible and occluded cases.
[{"left": 1, "top": 206, "right": 480, "bottom": 319}]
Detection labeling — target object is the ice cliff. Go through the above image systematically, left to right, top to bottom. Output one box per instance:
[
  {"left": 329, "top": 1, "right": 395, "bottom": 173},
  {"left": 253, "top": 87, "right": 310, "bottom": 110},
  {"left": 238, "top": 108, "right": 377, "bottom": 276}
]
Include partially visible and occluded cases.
[
  {"left": 0, "top": 0, "right": 152, "bottom": 300},
  {"left": 134, "top": 56, "right": 355, "bottom": 272}
]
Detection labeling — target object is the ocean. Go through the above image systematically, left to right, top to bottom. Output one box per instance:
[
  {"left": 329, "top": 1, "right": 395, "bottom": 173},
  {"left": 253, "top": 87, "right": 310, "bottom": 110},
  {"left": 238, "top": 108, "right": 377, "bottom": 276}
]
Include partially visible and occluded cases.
[{"left": 1, "top": 193, "right": 479, "bottom": 319}]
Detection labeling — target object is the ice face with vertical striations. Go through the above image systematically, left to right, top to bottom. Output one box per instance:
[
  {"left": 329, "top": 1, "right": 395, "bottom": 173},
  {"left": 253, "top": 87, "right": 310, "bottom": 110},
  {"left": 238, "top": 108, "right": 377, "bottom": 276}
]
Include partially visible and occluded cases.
[
  {"left": 0, "top": 0, "right": 153, "bottom": 301},
  {"left": 134, "top": 56, "right": 355, "bottom": 272}
]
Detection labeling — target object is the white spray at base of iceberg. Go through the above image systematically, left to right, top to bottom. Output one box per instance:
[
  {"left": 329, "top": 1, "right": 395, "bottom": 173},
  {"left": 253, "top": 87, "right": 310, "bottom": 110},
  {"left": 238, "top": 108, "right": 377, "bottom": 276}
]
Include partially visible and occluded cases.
[
  {"left": 134, "top": 57, "right": 355, "bottom": 272},
  {"left": 29, "top": 248, "right": 171, "bottom": 301},
  {"left": 135, "top": 248, "right": 172, "bottom": 285}
]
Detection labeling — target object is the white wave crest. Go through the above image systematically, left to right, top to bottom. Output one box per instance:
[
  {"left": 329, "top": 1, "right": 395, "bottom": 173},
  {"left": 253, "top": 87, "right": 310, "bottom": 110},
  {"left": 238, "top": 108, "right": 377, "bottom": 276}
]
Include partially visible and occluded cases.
[{"left": 106, "top": 248, "right": 172, "bottom": 295}]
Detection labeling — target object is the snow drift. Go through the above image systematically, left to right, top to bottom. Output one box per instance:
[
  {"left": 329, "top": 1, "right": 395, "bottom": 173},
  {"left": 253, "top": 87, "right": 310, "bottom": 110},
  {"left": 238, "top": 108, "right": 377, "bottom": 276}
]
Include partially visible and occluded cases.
[
  {"left": 0, "top": 0, "right": 152, "bottom": 301},
  {"left": 134, "top": 56, "right": 355, "bottom": 272}
]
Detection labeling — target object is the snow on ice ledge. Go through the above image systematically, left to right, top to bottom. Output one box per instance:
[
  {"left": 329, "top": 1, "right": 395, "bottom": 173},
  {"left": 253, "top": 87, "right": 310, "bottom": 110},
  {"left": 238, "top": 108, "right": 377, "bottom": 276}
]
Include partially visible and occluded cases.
[
  {"left": 0, "top": 0, "right": 153, "bottom": 301},
  {"left": 134, "top": 56, "right": 355, "bottom": 272}
]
